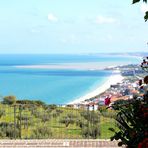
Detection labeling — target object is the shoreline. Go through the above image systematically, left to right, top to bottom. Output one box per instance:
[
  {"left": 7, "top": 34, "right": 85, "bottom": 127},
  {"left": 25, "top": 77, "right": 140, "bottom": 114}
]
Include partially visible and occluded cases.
[
  {"left": 14, "top": 61, "right": 138, "bottom": 71},
  {"left": 68, "top": 71, "right": 124, "bottom": 104}
]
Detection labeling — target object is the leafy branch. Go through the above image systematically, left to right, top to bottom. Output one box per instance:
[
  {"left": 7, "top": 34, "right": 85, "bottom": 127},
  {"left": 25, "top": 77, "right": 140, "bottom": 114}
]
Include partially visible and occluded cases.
[{"left": 133, "top": 0, "right": 148, "bottom": 21}]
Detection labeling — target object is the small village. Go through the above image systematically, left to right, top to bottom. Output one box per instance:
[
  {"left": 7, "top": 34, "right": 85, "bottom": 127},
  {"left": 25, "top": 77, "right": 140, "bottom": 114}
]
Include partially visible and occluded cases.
[{"left": 69, "top": 64, "right": 148, "bottom": 110}]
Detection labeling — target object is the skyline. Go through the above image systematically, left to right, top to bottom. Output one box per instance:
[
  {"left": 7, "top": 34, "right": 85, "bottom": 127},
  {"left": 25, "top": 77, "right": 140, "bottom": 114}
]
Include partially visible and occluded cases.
[{"left": 0, "top": 0, "right": 148, "bottom": 54}]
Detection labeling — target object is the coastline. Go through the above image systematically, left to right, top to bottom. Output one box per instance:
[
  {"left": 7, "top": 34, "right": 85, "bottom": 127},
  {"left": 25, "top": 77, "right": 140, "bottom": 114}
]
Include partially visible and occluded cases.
[
  {"left": 14, "top": 60, "right": 138, "bottom": 71},
  {"left": 68, "top": 72, "right": 124, "bottom": 104}
]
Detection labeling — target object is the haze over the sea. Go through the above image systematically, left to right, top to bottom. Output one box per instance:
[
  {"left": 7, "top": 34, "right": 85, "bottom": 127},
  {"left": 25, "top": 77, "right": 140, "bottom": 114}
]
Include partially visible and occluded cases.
[
  {"left": 0, "top": 1, "right": 147, "bottom": 104},
  {"left": 0, "top": 54, "right": 140, "bottom": 104}
]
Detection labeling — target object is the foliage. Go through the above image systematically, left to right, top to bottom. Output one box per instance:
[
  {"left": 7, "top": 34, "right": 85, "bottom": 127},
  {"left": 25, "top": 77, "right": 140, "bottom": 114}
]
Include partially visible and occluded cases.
[
  {"left": 132, "top": 0, "right": 148, "bottom": 21},
  {"left": 132, "top": 0, "right": 147, "bottom": 4},
  {"left": 3, "top": 96, "right": 16, "bottom": 105},
  {"left": 109, "top": 96, "right": 148, "bottom": 147},
  {"left": 0, "top": 100, "right": 115, "bottom": 139},
  {"left": 16, "top": 100, "right": 46, "bottom": 107},
  {"left": 0, "top": 109, "right": 5, "bottom": 118},
  {"left": 50, "top": 109, "right": 63, "bottom": 118},
  {"left": 31, "top": 110, "right": 51, "bottom": 122},
  {"left": 80, "top": 110, "right": 101, "bottom": 139},
  {"left": 80, "top": 110, "right": 100, "bottom": 124},
  {"left": 40, "top": 113, "right": 51, "bottom": 123},
  {"left": 59, "top": 113, "right": 76, "bottom": 127},
  {"left": 0, "top": 122, "right": 19, "bottom": 138},
  {"left": 31, "top": 125, "right": 52, "bottom": 139},
  {"left": 81, "top": 125, "right": 100, "bottom": 139}
]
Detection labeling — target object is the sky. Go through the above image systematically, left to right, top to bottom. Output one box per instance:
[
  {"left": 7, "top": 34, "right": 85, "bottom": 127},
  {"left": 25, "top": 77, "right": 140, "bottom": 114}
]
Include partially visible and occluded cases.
[{"left": 0, "top": 0, "right": 148, "bottom": 54}]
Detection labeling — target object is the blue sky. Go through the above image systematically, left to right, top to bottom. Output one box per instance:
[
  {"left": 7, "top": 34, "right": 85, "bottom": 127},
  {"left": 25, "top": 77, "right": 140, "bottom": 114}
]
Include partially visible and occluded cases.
[{"left": 0, "top": 0, "right": 148, "bottom": 54}]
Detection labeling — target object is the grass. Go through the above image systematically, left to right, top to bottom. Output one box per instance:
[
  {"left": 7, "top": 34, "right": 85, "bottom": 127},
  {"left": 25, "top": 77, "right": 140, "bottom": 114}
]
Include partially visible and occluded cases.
[{"left": 0, "top": 103, "right": 117, "bottom": 139}]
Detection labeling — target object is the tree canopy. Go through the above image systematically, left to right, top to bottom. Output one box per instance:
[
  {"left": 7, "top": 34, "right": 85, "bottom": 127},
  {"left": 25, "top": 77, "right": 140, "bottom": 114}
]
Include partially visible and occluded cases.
[{"left": 133, "top": 0, "right": 148, "bottom": 21}]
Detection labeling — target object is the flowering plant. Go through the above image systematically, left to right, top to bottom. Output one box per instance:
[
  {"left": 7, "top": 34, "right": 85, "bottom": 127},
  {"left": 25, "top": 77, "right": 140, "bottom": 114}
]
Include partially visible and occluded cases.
[
  {"left": 109, "top": 57, "right": 148, "bottom": 147},
  {"left": 109, "top": 95, "right": 148, "bottom": 147},
  {"left": 104, "top": 96, "right": 111, "bottom": 106}
]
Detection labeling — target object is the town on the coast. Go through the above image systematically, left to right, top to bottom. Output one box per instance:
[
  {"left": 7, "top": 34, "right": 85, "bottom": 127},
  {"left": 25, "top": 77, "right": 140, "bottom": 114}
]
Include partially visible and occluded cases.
[{"left": 68, "top": 63, "right": 148, "bottom": 110}]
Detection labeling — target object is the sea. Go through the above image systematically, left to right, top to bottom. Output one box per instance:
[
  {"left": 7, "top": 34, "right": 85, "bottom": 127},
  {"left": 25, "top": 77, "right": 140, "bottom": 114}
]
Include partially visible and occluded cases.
[{"left": 0, "top": 54, "right": 141, "bottom": 104}]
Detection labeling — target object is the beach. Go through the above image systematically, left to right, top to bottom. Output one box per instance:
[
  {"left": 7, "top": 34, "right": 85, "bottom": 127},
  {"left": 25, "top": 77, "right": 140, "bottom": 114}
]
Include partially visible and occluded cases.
[
  {"left": 14, "top": 61, "right": 135, "bottom": 71},
  {"left": 68, "top": 72, "right": 124, "bottom": 104}
]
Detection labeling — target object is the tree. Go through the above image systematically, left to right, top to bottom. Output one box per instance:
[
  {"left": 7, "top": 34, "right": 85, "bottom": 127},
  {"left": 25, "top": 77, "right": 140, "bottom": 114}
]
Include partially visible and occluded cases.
[
  {"left": 132, "top": 0, "right": 148, "bottom": 21},
  {"left": 3, "top": 96, "right": 16, "bottom": 105},
  {"left": 80, "top": 111, "right": 101, "bottom": 139},
  {"left": 59, "top": 113, "right": 76, "bottom": 127},
  {"left": 31, "top": 125, "right": 52, "bottom": 139}
]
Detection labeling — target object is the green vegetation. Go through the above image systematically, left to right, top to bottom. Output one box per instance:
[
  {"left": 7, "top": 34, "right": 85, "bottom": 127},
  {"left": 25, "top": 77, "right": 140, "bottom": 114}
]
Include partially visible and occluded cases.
[
  {"left": 132, "top": 0, "right": 148, "bottom": 21},
  {"left": 0, "top": 96, "right": 117, "bottom": 139},
  {"left": 3, "top": 96, "right": 16, "bottom": 105},
  {"left": 109, "top": 96, "right": 148, "bottom": 147}
]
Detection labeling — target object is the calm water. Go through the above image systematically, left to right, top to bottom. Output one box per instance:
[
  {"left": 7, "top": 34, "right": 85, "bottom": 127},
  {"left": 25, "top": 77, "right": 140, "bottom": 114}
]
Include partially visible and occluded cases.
[{"left": 0, "top": 54, "right": 140, "bottom": 104}]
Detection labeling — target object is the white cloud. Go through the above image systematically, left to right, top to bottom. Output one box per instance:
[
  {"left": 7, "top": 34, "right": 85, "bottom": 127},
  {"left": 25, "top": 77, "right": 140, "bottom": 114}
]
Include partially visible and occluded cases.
[
  {"left": 140, "top": 3, "right": 148, "bottom": 13},
  {"left": 47, "top": 13, "right": 58, "bottom": 22},
  {"left": 95, "top": 16, "right": 116, "bottom": 24}
]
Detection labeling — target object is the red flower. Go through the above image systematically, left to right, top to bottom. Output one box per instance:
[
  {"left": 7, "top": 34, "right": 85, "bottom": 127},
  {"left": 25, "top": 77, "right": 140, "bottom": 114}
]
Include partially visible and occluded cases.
[
  {"left": 104, "top": 96, "right": 111, "bottom": 106},
  {"left": 138, "top": 138, "right": 148, "bottom": 148}
]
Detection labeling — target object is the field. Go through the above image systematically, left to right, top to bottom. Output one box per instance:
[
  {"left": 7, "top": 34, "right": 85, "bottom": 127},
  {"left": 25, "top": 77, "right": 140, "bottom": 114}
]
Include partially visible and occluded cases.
[{"left": 0, "top": 102, "right": 117, "bottom": 139}]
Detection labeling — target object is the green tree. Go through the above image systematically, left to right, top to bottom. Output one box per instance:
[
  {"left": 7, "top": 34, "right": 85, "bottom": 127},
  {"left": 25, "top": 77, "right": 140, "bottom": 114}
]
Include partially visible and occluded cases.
[
  {"left": 132, "top": 0, "right": 148, "bottom": 21},
  {"left": 3, "top": 96, "right": 16, "bottom": 105},
  {"left": 80, "top": 111, "right": 101, "bottom": 139},
  {"left": 59, "top": 113, "right": 76, "bottom": 127},
  {"left": 31, "top": 125, "right": 52, "bottom": 139}
]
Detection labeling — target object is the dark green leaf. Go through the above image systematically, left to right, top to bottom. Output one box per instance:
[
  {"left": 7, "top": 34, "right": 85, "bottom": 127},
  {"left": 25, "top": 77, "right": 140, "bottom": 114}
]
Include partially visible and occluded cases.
[
  {"left": 132, "top": 0, "right": 140, "bottom": 4},
  {"left": 144, "top": 11, "right": 148, "bottom": 21},
  {"left": 109, "top": 128, "right": 115, "bottom": 132}
]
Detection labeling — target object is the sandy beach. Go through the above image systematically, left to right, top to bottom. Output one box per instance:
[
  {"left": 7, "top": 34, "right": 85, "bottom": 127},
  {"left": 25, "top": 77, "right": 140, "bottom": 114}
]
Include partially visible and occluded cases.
[
  {"left": 14, "top": 61, "right": 134, "bottom": 70},
  {"left": 68, "top": 73, "right": 124, "bottom": 104}
]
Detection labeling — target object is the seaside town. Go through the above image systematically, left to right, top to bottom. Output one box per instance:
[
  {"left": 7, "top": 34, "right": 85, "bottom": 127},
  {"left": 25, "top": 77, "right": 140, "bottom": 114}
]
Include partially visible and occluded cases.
[{"left": 68, "top": 62, "right": 148, "bottom": 110}]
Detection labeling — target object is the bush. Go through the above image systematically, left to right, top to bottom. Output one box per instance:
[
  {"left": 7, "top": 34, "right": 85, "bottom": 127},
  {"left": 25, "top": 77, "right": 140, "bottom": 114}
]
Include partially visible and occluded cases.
[
  {"left": 109, "top": 95, "right": 148, "bottom": 147},
  {"left": 3, "top": 96, "right": 16, "bottom": 105},
  {"left": 16, "top": 100, "right": 46, "bottom": 107},
  {"left": 0, "top": 109, "right": 5, "bottom": 118},
  {"left": 50, "top": 109, "right": 63, "bottom": 118},
  {"left": 80, "top": 110, "right": 101, "bottom": 139},
  {"left": 80, "top": 111, "right": 100, "bottom": 124},
  {"left": 59, "top": 113, "right": 76, "bottom": 127},
  {"left": 40, "top": 114, "right": 51, "bottom": 123},
  {"left": 76, "top": 118, "right": 87, "bottom": 128},
  {"left": 0, "top": 122, "right": 19, "bottom": 138},
  {"left": 31, "top": 125, "right": 52, "bottom": 139},
  {"left": 81, "top": 125, "right": 100, "bottom": 139}
]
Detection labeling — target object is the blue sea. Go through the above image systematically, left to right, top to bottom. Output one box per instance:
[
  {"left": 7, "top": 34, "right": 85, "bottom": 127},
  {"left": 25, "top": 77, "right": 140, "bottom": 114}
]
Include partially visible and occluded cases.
[{"left": 0, "top": 54, "right": 140, "bottom": 104}]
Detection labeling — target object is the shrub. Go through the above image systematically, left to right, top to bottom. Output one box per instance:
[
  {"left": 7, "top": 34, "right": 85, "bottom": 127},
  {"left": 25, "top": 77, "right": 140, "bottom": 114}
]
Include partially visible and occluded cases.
[
  {"left": 3, "top": 96, "right": 16, "bottom": 105},
  {"left": 109, "top": 96, "right": 148, "bottom": 147},
  {"left": 0, "top": 109, "right": 5, "bottom": 118},
  {"left": 50, "top": 109, "right": 63, "bottom": 118},
  {"left": 80, "top": 110, "right": 101, "bottom": 139},
  {"left": 59, "top": 113, "right": 76, "bottom": 127},
  {"left": 0, "top": 122, "right": 19, "bottom": 138},
  {"left": 31, "top": 125, "right": 52, "bottom": 139},
  {"left": 81, "top": 125, "right": 100, "bottom": 139}
]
